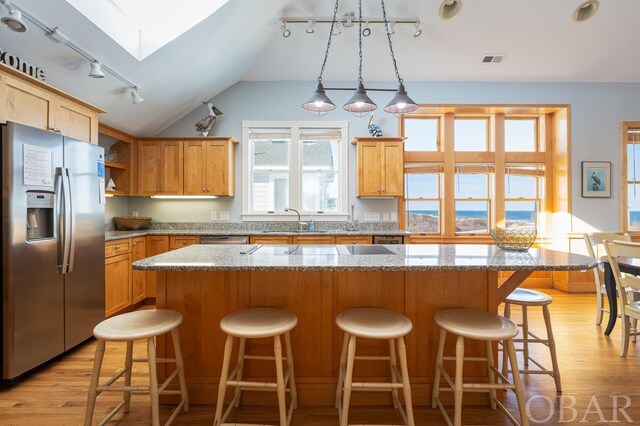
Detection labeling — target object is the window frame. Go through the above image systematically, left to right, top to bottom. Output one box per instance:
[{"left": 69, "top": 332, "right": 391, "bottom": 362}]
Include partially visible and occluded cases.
[
  {"left": 504, "top": 117, "right": 540, "bottom": 152},
  {"left": 242, "top": 121, "right": 349, "bottom": 221},
  {"left": 621, "top": 122, "right": 640, "bottom": 234},
  {"left": 504, "top": 167, "right": 544, "bottom": 229},
  {"left": 454, "top": 169, "right": 492, "bottom": 235},
  {"left": 404, "top": 171, "right": 442, "bottom": 234}
]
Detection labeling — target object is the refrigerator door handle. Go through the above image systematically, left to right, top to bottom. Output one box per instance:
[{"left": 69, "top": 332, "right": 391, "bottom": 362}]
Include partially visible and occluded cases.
[
  {"left": 61, "top": 167, "right": 72, "bottom": 274},
  {"left": 55, "top": 168, "right": 65, "bottom": 273},
  {"left": 66, "top": 169, "right": 76, "bottom": 273}
]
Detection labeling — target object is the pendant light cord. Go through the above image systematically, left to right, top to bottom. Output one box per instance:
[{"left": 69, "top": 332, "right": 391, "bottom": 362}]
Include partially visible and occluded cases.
[
  {"left": 317, "top": 0, "right": 340, "bottom": 83},
  {"left": 357, "top": 0, "right": 364, "bottom": 83},
  {"left": 381, "top": 0, "right": 403, "bottom": 84}
]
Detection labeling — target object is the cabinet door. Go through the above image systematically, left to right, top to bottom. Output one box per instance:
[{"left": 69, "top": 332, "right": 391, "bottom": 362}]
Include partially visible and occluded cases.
[
  {"left": 4, "top": 75, "right": 54, "bottom": 132},
  {"left": 53, "top": 97, "right": 98, "bottom": 143},
  {"left": 206, "top": 140, "right": 232, "bottom": 196},
  {"left": 138, "top": 141, "right": 162, "bottom": 195},
  {"left": 160, "top": 141, "right": 183, "bottom": 195},
  {"left": 183, "top": 141, "right": 206, "bottom": 195},
  {"left": 357, "top": 141, "right": 382, "bottom": 196},
  {"left": 380, "top": 142, "right": 404, "bottom": 196},
  {"left": 145, "top": 236, "right": 169, "bottom": 297},
  {"left": 169, "top": 236, "right": 200, "bottom": 250},
  {"left": 250, "top": 236, "right": 292, "bottom": 245},
  {"left": 292, "top": 236, "right": 336, "bottom": 245},
  {"left": 335, "top": 236, "right": 373, "bottom": 245},
  {"left": 131, "top": 237, "right": 146, "bottom": 304},
  {"left": 105, "top": 253, "right": 132, "bottom": 317}
]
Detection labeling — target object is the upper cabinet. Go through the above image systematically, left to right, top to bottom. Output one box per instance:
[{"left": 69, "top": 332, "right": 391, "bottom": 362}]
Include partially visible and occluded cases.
[
  {"left": 0, "top": 63, "right": 104, "bottom": 143},
  {"left": 99, "top": 124, "right": 135, "bottom": 196},
  {"left": 139, "top": 137, "right": 237, "bottom": 197},
  {"left": 353, "top": 137, "right": 404, "bottom": 197}
]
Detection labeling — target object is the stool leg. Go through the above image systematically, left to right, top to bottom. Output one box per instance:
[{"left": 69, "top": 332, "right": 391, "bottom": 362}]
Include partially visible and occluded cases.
[
  {"left": 596, "top": 289, "right": 604, "bottom": 325},
  {"left": 502, "top": 303, "right": 511, "bottom": 378},
  {"left": 522, "top": 305, "right": 530, "bottom": 366},
  {"left": 542, "top": 305, "right": 562, "bottom": 392},
  {"left": 620, "top": 313, "right": 631, "bottom": 358},
  {"left": 432, "top": 328, "right": 446, "bottom": 409},
  {"left": 171, "top": 329, "right": 190, "bottom": 412},
  {"left": 284, "top": 331, "right": 298, "bottom": 410},
  {"left": 335, "top": 332, "right": 350, "bottom": 409},
  {"left": 274, "top": 334, "right": 287, "bottom": 426},
  {"left": 340, "top": 334, "right": 357, "bottom": 426},
  {"left": 214, "top": 335, "right": 234, "bottom": 426},
  {"left": 453, "top": 336, "right": 465, "bottom": 426},
  {"left": 147, "top": 337, "right": 160, "bottom": 426},
  {"left": 397, "top": 337, "right": 415, "bottom": 426},
  {"left": 233, "top": 338, "right": 246, "bottom": 408},
  {"left": 388, "top": 338, "right": 399, "bottom": 409},
  {"left": 506, "top": 339, "right": 529, "bottom": 426},
  {"left": 84, "top": 340, "right": 105, "bottom": 426},
  {"left": 123, "top": 340, "right": 134, "bottom": 413},
  {"left": 485, "top": 341, "right": 497, "bottom": 410}
]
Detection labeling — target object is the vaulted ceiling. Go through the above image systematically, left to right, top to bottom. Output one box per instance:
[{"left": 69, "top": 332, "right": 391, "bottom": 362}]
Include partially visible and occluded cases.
[{"left": 2, "top": 0, "right": 640, "bottom": 136}]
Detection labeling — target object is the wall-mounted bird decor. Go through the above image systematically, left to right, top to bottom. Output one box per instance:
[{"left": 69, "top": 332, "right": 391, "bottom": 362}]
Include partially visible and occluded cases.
[
  {"left": 195, "top": 102, "right": 223, "bottom": 136},
  {"left": 368, "top": 113, "right": 383, "bottom": 137}
]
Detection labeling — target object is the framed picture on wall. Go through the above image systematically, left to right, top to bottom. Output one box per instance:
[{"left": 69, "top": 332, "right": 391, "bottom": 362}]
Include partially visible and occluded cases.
[{"left": 582, "top": 161, "right": 611, "bottom": 198}]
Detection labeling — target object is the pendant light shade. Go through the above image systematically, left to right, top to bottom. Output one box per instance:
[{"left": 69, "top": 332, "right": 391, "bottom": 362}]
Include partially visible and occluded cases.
[
  {"left": 302, "top": 82, "right": 336, "bottom": 116},
  {"left": 343, "top": 83, "right": 377, "bottom": 117},
  {"left": 384, "top": 83, "right": 419, "bottom": 115}
]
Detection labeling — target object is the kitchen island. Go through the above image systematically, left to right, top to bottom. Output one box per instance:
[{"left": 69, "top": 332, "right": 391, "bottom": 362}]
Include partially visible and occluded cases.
[{"left": 133, "top": 244, "right": 596, "bottom": 407}]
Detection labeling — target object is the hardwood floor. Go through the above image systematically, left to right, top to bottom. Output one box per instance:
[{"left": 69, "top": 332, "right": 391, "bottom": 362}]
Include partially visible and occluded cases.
[{"left": 1, "top": 289, "right": 639, "bottom": 425}]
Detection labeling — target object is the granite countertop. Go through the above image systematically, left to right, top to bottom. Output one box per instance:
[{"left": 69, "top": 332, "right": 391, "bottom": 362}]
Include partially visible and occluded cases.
[
  {"left": 105, "top": 229, "right": 411, "bottom": 241},
  {"left": 132, "top": 244, "right": 598, "bottom": 272}
]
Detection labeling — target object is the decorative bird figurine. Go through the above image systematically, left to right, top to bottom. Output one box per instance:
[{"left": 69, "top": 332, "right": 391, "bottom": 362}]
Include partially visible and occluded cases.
[
  {"left": 195, "top": 102, "right": 223, "bottom": 136},
  {"left": 368, "top": 113, "right": 383, "bottom": 137}
]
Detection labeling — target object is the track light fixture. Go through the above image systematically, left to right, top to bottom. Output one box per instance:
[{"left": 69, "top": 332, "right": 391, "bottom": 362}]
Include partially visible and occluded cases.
[
  {"left": 0, "top": 0, "right": 27, "bottom": 32},
  {"left": 302, "top": 0, "right": 418, "bottom": 118},
  {"left": 439, "top": 0, "right": 463, "bottom": 21},
  {"left": 572, "top": 0, "right": 599, "bottom": 22},
  {"left": 305, "top": 19, "right": 315, "bottom": 34},
  {"left": 281, "top": 21, "right": 291, "bottom": 38},
  {"left": 362, "top": 21, "right": 371, "bottom": 37},
  {"left": 413, "top": 21, "right": 422, "bottom": 37},
  {"left": 88, "top": 61, "right": 105, "bottom": 78},
  {"left": 131, "top": 87, "right": 144, "bottom": 104}
]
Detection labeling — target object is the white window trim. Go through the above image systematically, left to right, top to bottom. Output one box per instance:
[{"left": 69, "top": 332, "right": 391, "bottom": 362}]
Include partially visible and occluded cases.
[{"left": 242, "top": 120, "right": 349, "bottom": 221}]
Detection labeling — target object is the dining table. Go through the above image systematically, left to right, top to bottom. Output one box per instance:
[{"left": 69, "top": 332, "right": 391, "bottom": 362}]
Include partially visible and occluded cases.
[{"left": 601, "top": 256, "right": 640, "bottom": 335}]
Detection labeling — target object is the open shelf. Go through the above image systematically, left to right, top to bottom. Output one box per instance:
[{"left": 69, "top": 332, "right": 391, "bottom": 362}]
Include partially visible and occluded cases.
[
  {"left": 105, "top": 161, "right": 128, "bottom": 170},
  {"left": 106, "top": 190, "right": 127, "bottom": 196}
]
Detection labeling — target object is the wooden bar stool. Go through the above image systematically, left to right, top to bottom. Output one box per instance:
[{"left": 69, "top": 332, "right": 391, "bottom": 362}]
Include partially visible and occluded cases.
[
  {"left": 501, "top": 288, "right": 562, "bottom": 392},
  {"left": 214, "top": 308, "right": 298, "bottom": 426},
  {"left": 335, "top": 308, "right": 415, "bottom": 426},
  {"left": 432, "top": 308, "right": 528, "bottom": 426},
  {"left": 84, "top": 309, "right": 189, "bottom": 426}
]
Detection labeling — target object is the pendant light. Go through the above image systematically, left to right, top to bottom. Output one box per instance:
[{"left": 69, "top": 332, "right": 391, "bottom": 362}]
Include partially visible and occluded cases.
[{"left": 343, "top": 0, "right": 377, "bottom": 117}]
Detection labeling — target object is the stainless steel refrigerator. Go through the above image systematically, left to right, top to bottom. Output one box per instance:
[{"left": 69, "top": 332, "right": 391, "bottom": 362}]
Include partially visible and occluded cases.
[{"left": 1, "top": 121, "right": 105, "bottom": 382}]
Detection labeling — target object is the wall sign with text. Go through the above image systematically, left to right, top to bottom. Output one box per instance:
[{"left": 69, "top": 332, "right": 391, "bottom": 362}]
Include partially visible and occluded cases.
[{"left": 0, "top": 48, "right": 46, "bottom": 81}]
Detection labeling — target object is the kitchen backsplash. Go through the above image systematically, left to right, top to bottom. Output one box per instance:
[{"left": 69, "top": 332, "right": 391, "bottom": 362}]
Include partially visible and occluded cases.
[{"left": 105, "top": 221, "right": 401, "bottom": 232}]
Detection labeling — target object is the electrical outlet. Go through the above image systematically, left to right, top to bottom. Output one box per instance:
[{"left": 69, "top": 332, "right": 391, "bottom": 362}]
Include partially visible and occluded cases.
[
  {"left": 132, "top": 211, "right": 139, "bottom": 217},
  {"left": 210, "top": 211, "right": 217, "bottom": 221},
  {"left": 220, "top": 211, "right": 230, "bottom": 221},
  {"left": 364, "top": 212, "right": 380, "bottom": 222},
  {"left": 382, "top": 212, "right": 390, "bottom": 221},
  {"left": 390, "top": 212, "right": 398, "bottom": 221}
]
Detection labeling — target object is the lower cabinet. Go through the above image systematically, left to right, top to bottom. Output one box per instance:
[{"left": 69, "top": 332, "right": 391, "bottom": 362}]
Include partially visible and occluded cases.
[
  {"left": 169, "top": 235, "right": 200, "bottom": 250},
  {"left": 292, "top": 235, "right": 336, "bottom": 245},
  {"left": 146, "top": 236, "right": 169, "bottom": 297},
  {"left": 250, "top": 236, "right": 293, "bottom": 245},
  {"left": 335, "top": 236, "right": 373, "bottom": 245},
  {"left": 131, "top": 237, "right": 146, "bottom": 304},
  {"left": 105, "top": 252, "right": 132, "bottom": 317}
]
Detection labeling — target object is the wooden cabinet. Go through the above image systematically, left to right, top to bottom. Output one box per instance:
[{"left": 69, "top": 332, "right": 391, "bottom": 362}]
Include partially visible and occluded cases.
[
  {"left": 0, "top": 64, "right": 103, "bottom": 143},
  {"left": 99, "top": 124, "right": 135, "bottom": 196},
  {"left": 353, "top": 137, "right": 404, "bottom": 197},
  {"left": 184, "top": 138, "right": 237, "bottom": 196},
  {"left": 137, "top": 140, "right": 183, "bottom": 195},
  {"left": 292, "top": 235, "right": 336, "bottom": 245},
  {"left": 145, "top": 236, "right": 169, "bottom": 297},
  {"left": 169, "top": 236, "right": 200, "bottom": 250},
  {"left": 250, "top": 236, "right": 292, "bottom": 245},
  {"left": 335, "top": 236, "right": 373, "bottom": 245},
  {"left": 131, "top": 237, "right": 146, "bottom": 304},
  {"left": 105, "top": 239, "right": 131, "bottom": 257},
  {"left": 105, "top": 242, "right": 132, "bottom": 318}
]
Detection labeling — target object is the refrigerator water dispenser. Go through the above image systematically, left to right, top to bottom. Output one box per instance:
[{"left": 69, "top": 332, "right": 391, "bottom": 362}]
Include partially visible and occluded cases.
[{"left": 26, "top": 191, "right": 54, "bottom": 241}]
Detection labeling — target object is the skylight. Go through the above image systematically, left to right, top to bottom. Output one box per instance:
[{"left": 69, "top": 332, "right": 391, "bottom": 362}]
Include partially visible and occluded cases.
[{"left": 65, "top": 0, "right": 229, "bottom": 61}]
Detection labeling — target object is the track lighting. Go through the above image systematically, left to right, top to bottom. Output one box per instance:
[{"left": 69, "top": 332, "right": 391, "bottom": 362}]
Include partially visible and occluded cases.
[
  {"left": 0, "top": 0, "right": 27, "bottom": 32},
  {"left": 439, "top": 0, "right": 463, "bottom": 21},
  {"left": 572, "top": 0, "right": 599, "bottom": 22},
  {"left": 305, "top": 19, "right": 315, "bottom": 34},
  {"left": 281, "top": 21, "right": 291, "bottom": 38},
  {"left": 413, "top": 21, "right": 422, "bottom": 37},
  {"left": 362, "top": 22, "right": 371, "bottom": 37},
  {"left": 88, "top": 61, "right": 105, "bottom": 78},
  {"left": 131, "top": 87, "right": 144, "bottom": 104}
]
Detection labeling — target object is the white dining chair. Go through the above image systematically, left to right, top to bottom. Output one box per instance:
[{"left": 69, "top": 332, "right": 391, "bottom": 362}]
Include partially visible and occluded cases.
[
  {"left": 583, "top": 232, "right": 632, "bottom": 325},
  {"left": 604, "top": 239, "right": 640, "bottom": 357}
]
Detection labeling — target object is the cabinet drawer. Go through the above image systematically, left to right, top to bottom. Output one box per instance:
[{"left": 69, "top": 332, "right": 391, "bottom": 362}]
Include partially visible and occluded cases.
[
  {"left": 292, "top": 235, "right": 336, "bottom": 245},
  {"left": 169, "top": 236, "right": 200, "bottom": 250},
  {"left": 250, "top": 236, "right": 292, "bottom": 245},
  {"left": 335, "top": 236, "right": 373, "bottom": 245},
  {"left": 105, "top": 239, "right": 131, "bottom": 257}
]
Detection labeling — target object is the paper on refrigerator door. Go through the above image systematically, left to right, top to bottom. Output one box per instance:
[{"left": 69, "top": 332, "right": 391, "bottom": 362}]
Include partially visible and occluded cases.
[{"left": 23, "top": 144, "right": 53, "bottom": 186}]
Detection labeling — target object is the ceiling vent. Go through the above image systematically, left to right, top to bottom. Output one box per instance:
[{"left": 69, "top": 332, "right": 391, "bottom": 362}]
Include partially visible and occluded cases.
[{"left": 482, "top": 54, "right": 505, "bottom": 64}]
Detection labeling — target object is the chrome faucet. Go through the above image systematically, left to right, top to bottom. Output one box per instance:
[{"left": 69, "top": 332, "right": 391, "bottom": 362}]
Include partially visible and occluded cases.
[{"left": 284, "top": 207, "right": 306, "bottom": 231}]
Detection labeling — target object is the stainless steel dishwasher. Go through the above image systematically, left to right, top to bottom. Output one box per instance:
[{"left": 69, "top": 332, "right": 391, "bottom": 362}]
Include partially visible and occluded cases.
[
  {"left": 200, "top": 235, "right": 250, "bottom": 244},
  {"left": 372, "top": 235, "right": 404, "bottom": 244}
]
